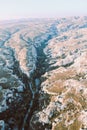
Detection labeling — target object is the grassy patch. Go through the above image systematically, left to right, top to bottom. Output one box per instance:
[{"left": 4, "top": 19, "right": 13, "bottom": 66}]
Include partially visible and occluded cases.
[
  {"left": 49, "top": 69, "right": 76, "bottom": 81},
  {"left": 47, "top": 80, "right": 65, "bottom": 94},
  {"left": 65, "top": 90, "right": 87, "bottom": 109},
  {"left": 54, "top": 118, "right": 81, "bottom": 130},
  {"left": 69, "top": 120, "right": 81, "bottom": 130},
  {"left": 54, "top": 122, "right": 68, "bottom": 130}
]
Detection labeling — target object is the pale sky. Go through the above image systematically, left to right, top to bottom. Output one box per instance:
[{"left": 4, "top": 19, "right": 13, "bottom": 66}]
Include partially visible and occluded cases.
[{"left": 0, "top": 0, "right": 87, "bottom": 20}]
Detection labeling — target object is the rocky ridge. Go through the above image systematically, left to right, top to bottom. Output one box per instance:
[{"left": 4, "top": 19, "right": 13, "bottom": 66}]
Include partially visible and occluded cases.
[{"left": 30, "top": 17, "right": 87, "bottom": 130}]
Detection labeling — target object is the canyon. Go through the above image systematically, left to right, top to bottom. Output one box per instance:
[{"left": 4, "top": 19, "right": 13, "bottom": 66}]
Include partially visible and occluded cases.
[{"left": 0, "top": 17, "right": 87, "bottom": 130}]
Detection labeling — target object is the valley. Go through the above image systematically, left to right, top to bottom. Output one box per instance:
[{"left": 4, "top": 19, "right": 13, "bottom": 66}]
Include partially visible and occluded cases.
[{"left": 0, "top": 17, "right": 87, "bottom": 130}]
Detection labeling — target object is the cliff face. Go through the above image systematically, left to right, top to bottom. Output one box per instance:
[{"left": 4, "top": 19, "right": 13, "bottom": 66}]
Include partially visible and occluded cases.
[{"left": 0, "top": 17, "right": 87, "bottom": 130}]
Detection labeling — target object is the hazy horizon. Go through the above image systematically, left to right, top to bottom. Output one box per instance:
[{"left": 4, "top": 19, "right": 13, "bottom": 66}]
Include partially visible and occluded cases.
[{"left": 0, "top": 0, "right": 87, "bottom": 21}]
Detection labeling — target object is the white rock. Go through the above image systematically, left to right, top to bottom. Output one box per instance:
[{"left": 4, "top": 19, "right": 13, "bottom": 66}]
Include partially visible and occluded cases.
[
  {"left": 0, "top": 78, "right": 7, "bottom": 83},
  {"left": 17, "top": 85, "right": 24, "bottom": 92},
  {"left": 0, "top": 120, "right": 5, "bottom": 130}
]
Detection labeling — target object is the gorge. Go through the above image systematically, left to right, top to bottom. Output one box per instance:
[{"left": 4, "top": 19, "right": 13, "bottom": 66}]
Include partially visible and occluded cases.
[{"left": 0, "top": 17, "right": 87, "bottom": 130}]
